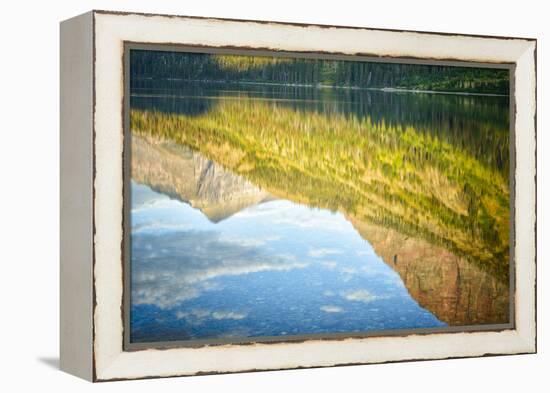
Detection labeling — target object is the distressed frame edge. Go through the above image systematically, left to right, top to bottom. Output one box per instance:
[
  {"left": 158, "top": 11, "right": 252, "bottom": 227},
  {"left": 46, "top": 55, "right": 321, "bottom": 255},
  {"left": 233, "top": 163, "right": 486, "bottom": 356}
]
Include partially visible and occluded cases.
[
  {"left": 91, "top": 9, "right": 537, "bottom": 42},
  {"left": 90, "top": 11, "right": 537, "bottom": 381},
  {"left": 512, "top": 40, "right": 537, "bottom": 354}
]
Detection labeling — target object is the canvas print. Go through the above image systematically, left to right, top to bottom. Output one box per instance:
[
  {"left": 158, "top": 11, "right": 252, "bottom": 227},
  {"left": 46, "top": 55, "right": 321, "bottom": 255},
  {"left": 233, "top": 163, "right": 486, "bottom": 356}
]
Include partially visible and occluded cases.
[{"left": 127, "top": 49, "right": 511, "bottom": 345}]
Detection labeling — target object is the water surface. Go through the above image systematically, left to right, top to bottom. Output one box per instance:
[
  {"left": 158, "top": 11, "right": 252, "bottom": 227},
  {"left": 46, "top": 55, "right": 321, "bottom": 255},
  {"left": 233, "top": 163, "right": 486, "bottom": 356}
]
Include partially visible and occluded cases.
[{"left": 130, "top": 81, "right": 510, "bottom": 343}]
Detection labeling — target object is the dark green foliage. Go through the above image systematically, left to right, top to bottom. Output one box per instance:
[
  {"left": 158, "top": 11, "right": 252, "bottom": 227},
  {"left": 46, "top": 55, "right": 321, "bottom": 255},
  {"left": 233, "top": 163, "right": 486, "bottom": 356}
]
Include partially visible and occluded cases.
[{"left": 130, "top": 50, "right": 510, "bottom": 95}]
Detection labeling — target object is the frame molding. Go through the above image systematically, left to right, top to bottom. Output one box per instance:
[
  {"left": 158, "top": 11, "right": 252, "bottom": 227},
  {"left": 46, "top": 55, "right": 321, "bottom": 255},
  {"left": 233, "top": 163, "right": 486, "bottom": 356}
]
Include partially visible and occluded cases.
[{"left": 60, "top": 10, "right": 536, "bottom": 382}]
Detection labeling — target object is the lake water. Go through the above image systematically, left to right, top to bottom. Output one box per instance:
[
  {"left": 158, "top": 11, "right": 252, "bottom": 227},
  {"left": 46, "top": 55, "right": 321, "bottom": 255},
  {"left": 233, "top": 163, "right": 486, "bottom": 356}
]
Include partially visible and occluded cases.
[{"left": 129, "top": 81, "right": 510, "bottom": 343}]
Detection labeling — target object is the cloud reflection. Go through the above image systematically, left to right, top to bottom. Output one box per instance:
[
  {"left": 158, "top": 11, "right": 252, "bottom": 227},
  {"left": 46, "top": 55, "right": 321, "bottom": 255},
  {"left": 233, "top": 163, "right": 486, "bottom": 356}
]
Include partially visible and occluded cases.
[
  {"left": 132, "top": 230, "right": 308, "bottom": 309},
  {"left": 309, "top": 248, "right": 343, "bottom": 258},
  {"left": 343, "top": 289, "right": 384, "bottom": 303},
  {"left": 320, "top": 305, "right": 344, "bottom": 313},
  {"left": 175, "top": 309, "right": 248, "bottom": 324}
]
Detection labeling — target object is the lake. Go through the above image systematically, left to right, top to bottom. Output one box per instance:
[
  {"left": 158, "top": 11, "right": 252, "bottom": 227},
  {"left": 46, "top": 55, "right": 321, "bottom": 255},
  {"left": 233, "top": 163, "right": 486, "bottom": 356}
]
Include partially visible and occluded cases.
[{"left": 129, "top": 81, "right": 510, "bottom": 343}]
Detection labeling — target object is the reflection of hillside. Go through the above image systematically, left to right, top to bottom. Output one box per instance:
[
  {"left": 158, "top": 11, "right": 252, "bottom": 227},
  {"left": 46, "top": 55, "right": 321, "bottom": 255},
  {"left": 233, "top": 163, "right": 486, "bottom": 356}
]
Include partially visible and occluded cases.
[
  {"left": 131, "top": 83, "right": 509, "bottom": 175},
  {"left": 131, "top": 99, "right": 510, "bottom": 283},
  {"left": 132, "top": 135, "right": 273, "bottom": 222},
  {"left": 349, "top": 218, "right": 509, "bottom": 325}
]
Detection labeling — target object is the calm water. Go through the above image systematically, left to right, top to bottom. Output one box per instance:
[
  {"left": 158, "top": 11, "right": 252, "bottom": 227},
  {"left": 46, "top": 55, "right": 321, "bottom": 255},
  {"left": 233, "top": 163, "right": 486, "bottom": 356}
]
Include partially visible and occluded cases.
[{"left": 130, "top": 82, "right": 510, "bottom": 343}]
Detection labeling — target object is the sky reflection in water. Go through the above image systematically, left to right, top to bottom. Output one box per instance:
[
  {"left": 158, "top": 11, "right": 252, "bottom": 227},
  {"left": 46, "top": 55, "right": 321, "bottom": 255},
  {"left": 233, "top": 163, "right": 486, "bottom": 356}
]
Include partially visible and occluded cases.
[{"left": 130, "top": 181, "right": 445, "bottom": 342}]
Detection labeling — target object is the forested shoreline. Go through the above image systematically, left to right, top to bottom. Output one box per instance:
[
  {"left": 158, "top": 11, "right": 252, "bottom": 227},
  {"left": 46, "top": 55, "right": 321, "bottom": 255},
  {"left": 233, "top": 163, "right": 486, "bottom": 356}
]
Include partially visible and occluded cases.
[{"left": 130, "top": 50, "right": 510, "bottom": 95}]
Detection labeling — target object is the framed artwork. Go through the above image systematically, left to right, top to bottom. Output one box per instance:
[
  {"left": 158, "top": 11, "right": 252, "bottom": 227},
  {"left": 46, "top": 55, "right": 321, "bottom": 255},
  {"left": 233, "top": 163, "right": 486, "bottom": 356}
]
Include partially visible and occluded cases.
[{"left": 60, "top": 10, "right": 537, "bottom": 381}]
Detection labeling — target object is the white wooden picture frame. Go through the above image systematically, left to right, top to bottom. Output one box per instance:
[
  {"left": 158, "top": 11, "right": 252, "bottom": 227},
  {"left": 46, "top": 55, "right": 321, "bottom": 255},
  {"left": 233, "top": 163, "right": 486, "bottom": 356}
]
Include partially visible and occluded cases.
[{"left": 60, "top": 10, "right": 536, "bottom": 382}]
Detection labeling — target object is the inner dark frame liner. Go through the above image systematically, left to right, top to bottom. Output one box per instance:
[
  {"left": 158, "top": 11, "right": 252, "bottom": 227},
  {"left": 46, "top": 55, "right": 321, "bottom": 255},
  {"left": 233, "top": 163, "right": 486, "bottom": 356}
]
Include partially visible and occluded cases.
[{"left": 122, "top": 41, "right": 516, "bottom": 351}]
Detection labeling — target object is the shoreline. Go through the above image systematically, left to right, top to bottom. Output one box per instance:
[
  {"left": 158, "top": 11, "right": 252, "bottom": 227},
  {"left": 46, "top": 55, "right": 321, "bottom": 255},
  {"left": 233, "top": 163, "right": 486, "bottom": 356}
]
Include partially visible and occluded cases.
[
  {"left": 132, "top": 77, "right": 509, "bottom": 97},
  {"left": 376, "top": 87, "right": 508, "bottom": 97}
]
